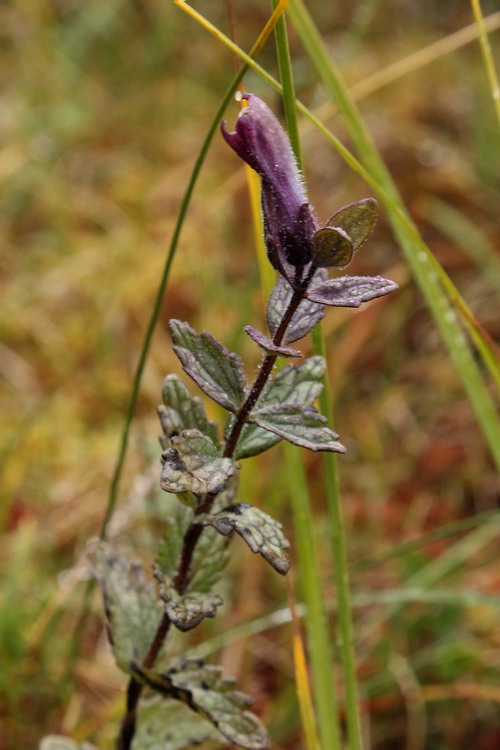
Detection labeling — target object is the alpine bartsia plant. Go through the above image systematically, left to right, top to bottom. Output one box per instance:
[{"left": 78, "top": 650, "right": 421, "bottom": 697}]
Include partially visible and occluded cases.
[{"left": 87, "top": 94, "right": 398, "bottom": 750}]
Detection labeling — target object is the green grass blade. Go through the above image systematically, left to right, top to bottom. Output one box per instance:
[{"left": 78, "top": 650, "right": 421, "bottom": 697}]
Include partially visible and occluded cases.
[
  {"left": 101, "top": 0, "right": 289, "bottom": 538},
  {"left": 287, "top": 0, "right": 500, "bottom": 469},
  {"left": 470, "top": 0, "right": 500, "bottom": 131},
  {"left": 272, "top": 18, "right": 342, "bottom": 750},
  {"left": 311, "top": 326, "right": 364, "bottom": 750},
  {"left": 283, "top": 442, "right": 342, "bottom": 750}
]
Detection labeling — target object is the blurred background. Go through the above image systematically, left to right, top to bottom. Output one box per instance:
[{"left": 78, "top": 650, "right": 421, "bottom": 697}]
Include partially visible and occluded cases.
[{"left": 1, "top": 1, "right": 500, "bottom": 748}]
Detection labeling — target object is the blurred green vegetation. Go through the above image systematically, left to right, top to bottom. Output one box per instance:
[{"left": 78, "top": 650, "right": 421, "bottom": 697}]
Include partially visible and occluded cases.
[{"left": 1, "top": 1, "right": 499, "bottom": 748}]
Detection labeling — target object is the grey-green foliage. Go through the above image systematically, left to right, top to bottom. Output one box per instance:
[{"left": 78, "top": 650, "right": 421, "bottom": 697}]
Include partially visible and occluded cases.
[
  {"left": 266, "top": 270, "right": 326, "bottom": 344},
  {"left": 307, "top": 274, "right": 398, "bottom": 307},
  {"left": 169, "top": 319, "right": 248, "bottom": 412},
  {"left": 232, "top": 355, "right": 325, "bottom": 459},
  {"left": 259, "top": 355, "right": 325, "bottom": 407},
  {"left": 159, "top": 373, "right": 218, "bottom": 445},
  {"left": 251, "top": 404, "right": 346, "bottom": 453},
  {"left": 160, "top": 429, "right": 239, "bottom": 496},
  {"left": 156, "top": 483, "right": 235, "bottom": 594},
  {"left": 201, "top": 503, "right": 290, "bottom": 575},
  {"left": 156, "top": 504, "right": 192, "bottom": 580},
  {"left": 156, "top": 513, "right": 230, "bottom": 598},
  {"left": 188, "top": 525, "right": 230, "bottom": 594},
  {"left": 88, "top": 542, "right": 164, "bottom": 675},
  {"left": 156, "top": 570, "right": 224, "bottom": 632},
  {"left": 133, "top": 659, "right": 270, "bottom": 750},
  {"left": 134, "top": 699, "right": 225, "bottom": 750}
]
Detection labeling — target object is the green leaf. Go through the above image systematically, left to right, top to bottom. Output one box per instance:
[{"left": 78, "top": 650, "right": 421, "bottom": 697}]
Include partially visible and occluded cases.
[
  {"left": 324, "top": 198, "right": 378, "bottom": 251},
  {"left": 311, "top": 226, "right": 353, "bottom": 268},
  {"left": 266, "top": 272, "right": 325, "bottom": 345},
  {"left": 307, "top": 275, "right": 398, "bottom": 307},
  {"left": 169, "top": 319, "right": 247, "bottom": 412},
  {"left": 244, "top": 325, "right": 303, "bottom": 358},
  {"left": 260, "top": 355, "right": 325, "bottom": 407},
  {"left": 232, "top": 356, "right": 325, "bottom": 459},
  {"left": 159, "top": 374, "right": 218, "bottom": 444},
  {"left": 251, "top": 404, "right": 346, "bottom": 453},
  {"left": 232, "top": 422, "right": 282, "bottom": 460},
  {"left": 160, "top": 429, "right": 239, "bottom": 496},
  {"left": 202, "top": 503, "right": 290, "bottom": 575},
  {"left": 156, "top": 505, "right": 193, "bottom": 579},
  {"left": 189, "top": 525, "right": 230, "bottom": 594},
  {"left": 87, "top": 542, "right": 163, "bottom": 674},
  {"left": 155, "top": 569, "right": 224, "bottom": 632},
  {"left": 133, "top": 660, "right": 270, "bottom": 750},
  {"left": 134, "top": 698, "right": 225, "bottom": 749},
  {"left": 39, "top": 738, "right": 96, "bottom": 750}
]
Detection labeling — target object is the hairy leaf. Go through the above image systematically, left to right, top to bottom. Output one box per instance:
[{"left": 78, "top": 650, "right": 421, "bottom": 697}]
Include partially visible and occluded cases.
[
  {"left": 325, "top": 198, "right": 378, "bottom": 251},
  {"left": 311, "top": 226, "right": 353, "bottom": 267},
  {"left": 266, "top": 271, "right": 326, "bottom": 345},
  {"left": 307, "top": 275, "right": 398, "bottom": 307},
  {"left": 169, "top": 320, "right": 247, "bottom": 412},
  {"left": 244, "top": 326, "right": 302, "bottom": 358},
  {"left": 259, "top": 355, "right": 324, "bottom": 408},
  {"left": 230, "top": 359, "right": 324, "bottom": 459},
  {"left": 159, "top": 374, "right": 218, "bottom": 444},
  {"left": 251, "top": 404, "right": 346, "bottom": 453},
  {"left": 232, "top": 422, "right": 282, "bottom": 460},
  {"left": 160, "top": 430, "right": 239, "bottom": 496},
  {"left": 202, "top": 503, "right": 290, "bottom": 575},
  {"left": 156, "top": 505, "right": 193, "bottom": 579},
  {"left": 188, "top": 525, "right": 230, "bottom": 594},
  {"left": 87, "top": 542, "right": 163, "bottom": 674},
  {"left": 155, "top": 569, "right": 223, "bottom": 631},
  {"left": 133, "top": 660, "right": 270, "bottom": 750},
  {"left": 134, "top": 698, "right": 225, "bottom": 749},
  {"left": 39, "top": 738, "right": 96, "bottom": 750}
]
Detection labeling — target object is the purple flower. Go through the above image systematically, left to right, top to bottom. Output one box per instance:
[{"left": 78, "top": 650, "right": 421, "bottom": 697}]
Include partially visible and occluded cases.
[
  {"left": 221, "top": 93, "right": 398, "bottom": 307},
  {"left": 221, "top": 93, "right": 317, "bottom": 283}
]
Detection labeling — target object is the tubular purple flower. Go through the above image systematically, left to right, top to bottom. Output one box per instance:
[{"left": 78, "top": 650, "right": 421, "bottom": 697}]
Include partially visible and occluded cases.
[
  {"left": 221, "top": 93, "right": 317, "bottom": 283},
  {"left": 221, "top": 93, "right": 398, "bottom": 309}
]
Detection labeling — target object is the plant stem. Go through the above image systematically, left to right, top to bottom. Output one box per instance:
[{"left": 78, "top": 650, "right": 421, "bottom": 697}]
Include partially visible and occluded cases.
[
  {"left": 117, "top": 284, "right": 304, "bottom": 750},
  {"left": 223, "top": 285, "right": 305, "bottom": 457}
]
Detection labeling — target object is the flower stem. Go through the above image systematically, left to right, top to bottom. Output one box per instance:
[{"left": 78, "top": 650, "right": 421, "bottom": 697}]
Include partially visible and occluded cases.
[{"left": 223, "top": 285, "right": 305, "bottom": 457}]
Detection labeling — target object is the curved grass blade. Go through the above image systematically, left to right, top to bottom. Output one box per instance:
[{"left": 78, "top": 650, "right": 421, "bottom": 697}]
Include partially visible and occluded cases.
[{"left": 70, "top": 0, "right": 291, "bottom": 680}]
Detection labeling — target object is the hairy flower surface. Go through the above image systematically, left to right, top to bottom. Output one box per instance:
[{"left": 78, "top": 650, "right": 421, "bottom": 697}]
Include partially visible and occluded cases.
[
  {"left": 221, "top": 93, "right": 317, "bottom": 282},
  {"left": 222, "top": 93, "right": 398, "bottom": 307}
]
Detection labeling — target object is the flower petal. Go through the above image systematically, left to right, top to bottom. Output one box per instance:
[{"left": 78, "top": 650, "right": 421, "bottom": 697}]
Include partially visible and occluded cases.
[{"left": 221, "top": 94, "right": 317, "bottom": 277}]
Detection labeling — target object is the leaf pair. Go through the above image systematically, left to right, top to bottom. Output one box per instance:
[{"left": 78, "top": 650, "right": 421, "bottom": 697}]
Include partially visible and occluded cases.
[
  {"left": 167, "top": 324, "right": 344, "bottom": 458},
  {"left": 235, "top": 355, "right": 344, "bottom": 458},
  {"left": 133, "top": 659, "right": 270, "bottom": 749}
]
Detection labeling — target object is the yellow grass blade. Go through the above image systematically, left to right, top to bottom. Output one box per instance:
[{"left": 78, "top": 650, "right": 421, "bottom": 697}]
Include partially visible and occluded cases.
[{"left": 287, "top": 573, "right": 322, "bottom": 750}]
